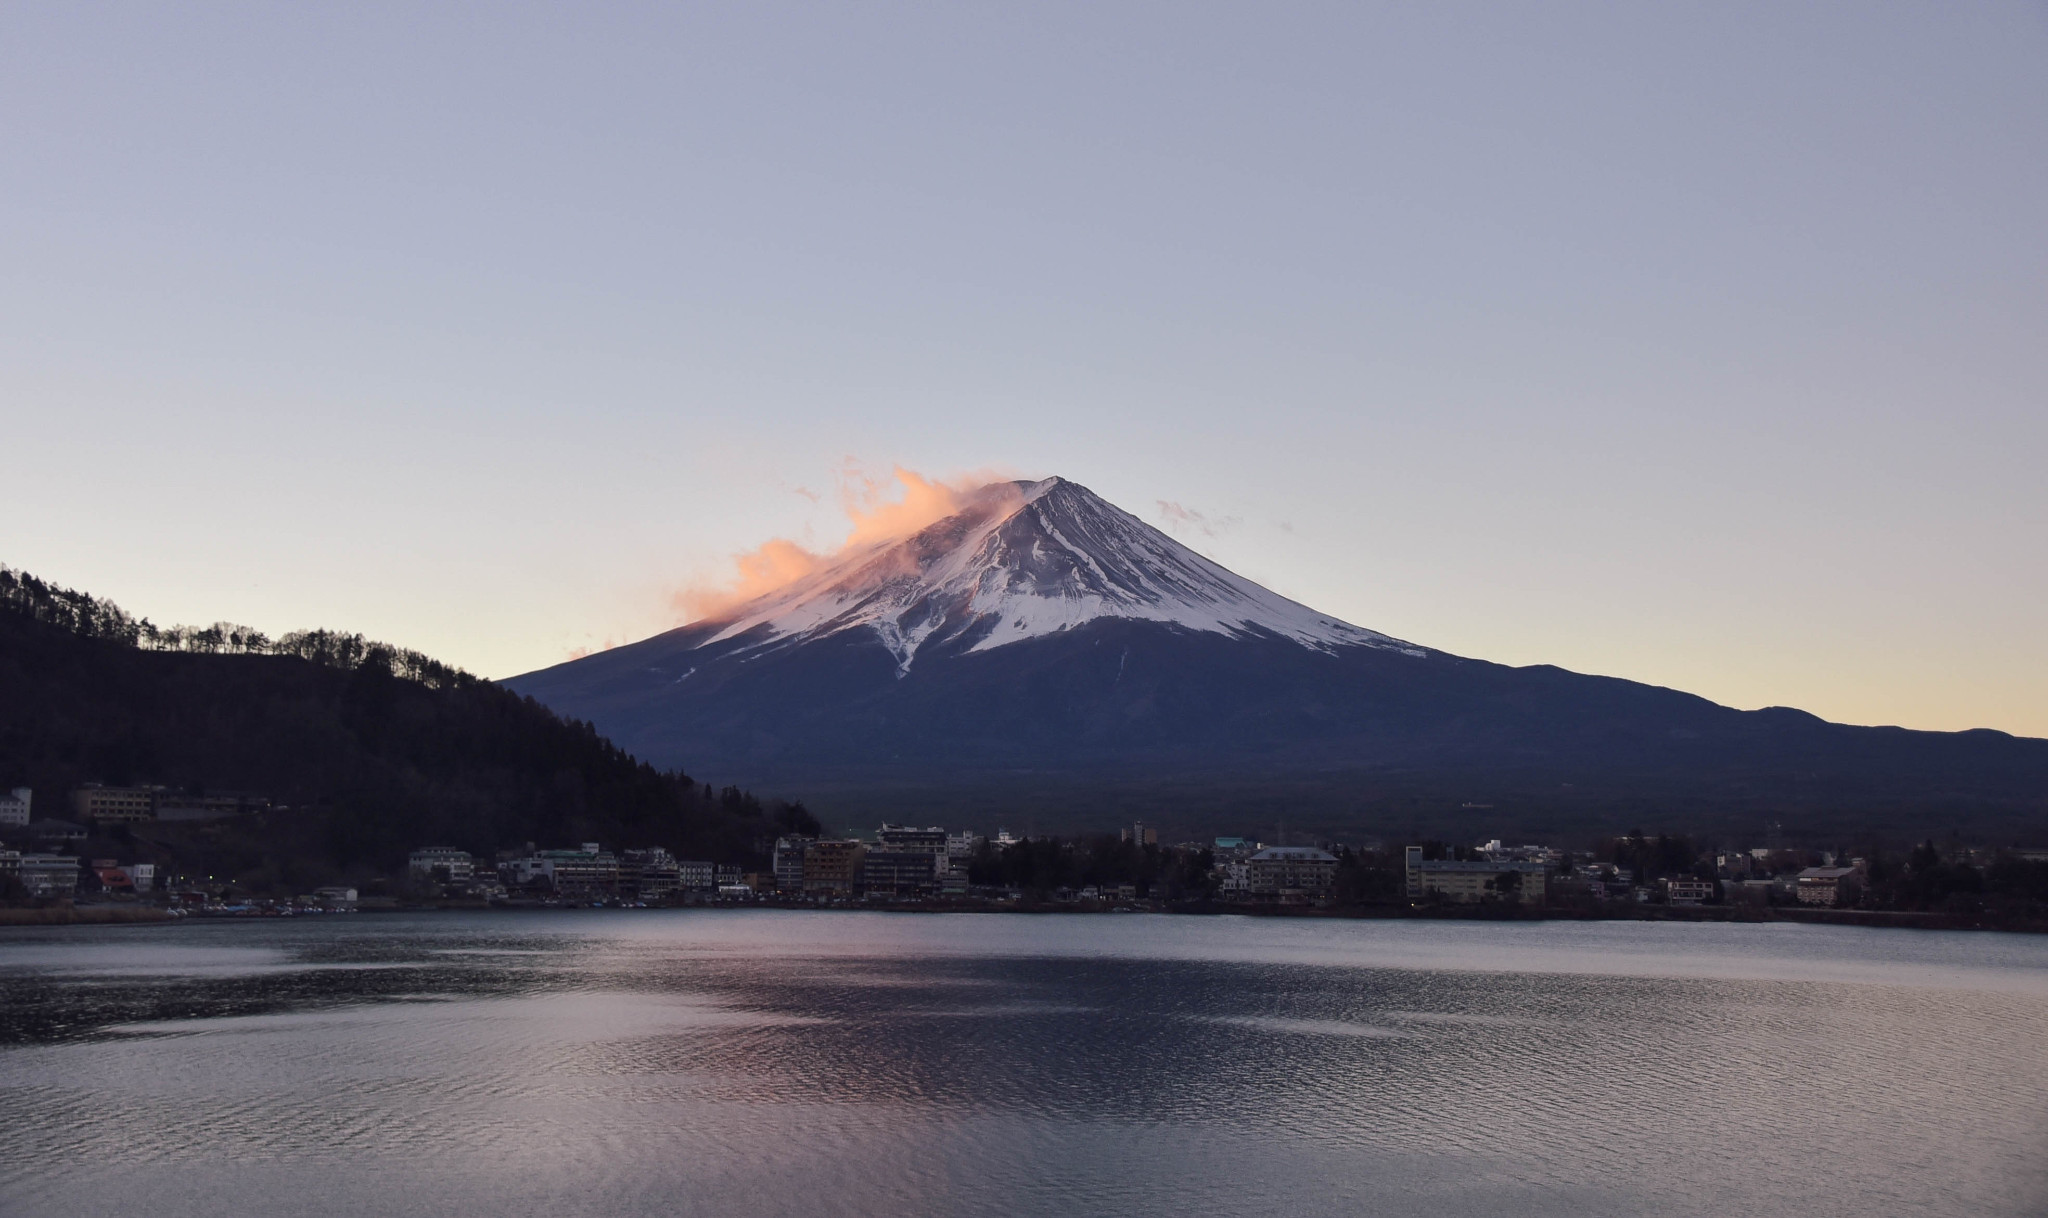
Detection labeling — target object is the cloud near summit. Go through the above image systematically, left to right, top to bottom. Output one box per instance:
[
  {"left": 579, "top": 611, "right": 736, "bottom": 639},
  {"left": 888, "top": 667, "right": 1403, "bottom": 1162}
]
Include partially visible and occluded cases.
[{"left": 673, "top": 464, "right": 1017, "bottom": 623}]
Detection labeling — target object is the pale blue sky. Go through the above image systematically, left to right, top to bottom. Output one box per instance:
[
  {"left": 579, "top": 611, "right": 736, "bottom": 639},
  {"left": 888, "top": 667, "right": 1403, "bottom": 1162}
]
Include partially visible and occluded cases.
[{"left": 3, "top": 2, "right": 2044, "bottom": 735}]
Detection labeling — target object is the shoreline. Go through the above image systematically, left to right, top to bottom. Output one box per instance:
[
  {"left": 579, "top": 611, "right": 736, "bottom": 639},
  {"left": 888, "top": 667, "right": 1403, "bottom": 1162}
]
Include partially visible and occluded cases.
[
  {"left": 5, "top": 900, "right": 2038, "bottom": 934},
  {"left": 0, "top": 905, "right": 179, "bottom": 926}
]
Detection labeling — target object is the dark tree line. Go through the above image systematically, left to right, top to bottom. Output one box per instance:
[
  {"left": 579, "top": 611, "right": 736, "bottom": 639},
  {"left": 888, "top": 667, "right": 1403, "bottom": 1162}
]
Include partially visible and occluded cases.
[{"left": 0, "top": 565, "right": 818, "bottom": 894}]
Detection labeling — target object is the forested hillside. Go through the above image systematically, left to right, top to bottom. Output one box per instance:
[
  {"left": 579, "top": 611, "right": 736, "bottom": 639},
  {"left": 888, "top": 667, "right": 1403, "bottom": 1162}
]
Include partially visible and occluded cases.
[{"left": 0, "top": 568, "right": 816, "bottom": 891}]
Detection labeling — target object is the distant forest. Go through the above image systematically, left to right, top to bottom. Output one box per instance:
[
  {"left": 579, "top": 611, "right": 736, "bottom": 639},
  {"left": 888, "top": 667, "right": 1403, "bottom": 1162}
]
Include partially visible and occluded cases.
[{"left": 0, "top": 567, "right": 818, "bottom": 893}]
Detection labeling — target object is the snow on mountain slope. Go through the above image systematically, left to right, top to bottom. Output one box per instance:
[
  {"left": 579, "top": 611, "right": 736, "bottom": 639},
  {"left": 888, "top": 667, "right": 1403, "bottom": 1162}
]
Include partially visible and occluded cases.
[{"left": 693, "top": 476, "right": 1423, "bottom": 674}]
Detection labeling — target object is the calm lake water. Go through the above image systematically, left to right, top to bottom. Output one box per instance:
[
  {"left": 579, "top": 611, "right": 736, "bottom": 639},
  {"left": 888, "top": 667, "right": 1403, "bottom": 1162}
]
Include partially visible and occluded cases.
[{"left": 1, "top": 911, "right": 2044, "bottom": 1217}]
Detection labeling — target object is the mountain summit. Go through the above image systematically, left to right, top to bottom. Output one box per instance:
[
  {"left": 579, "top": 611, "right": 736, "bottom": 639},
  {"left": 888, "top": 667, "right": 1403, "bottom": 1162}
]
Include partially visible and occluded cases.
[
  {"left": 694, "top": 476, "right": 1417, "bottom": 675},
  {"left": 508, "top": 477, "right": 2047, "bottom": 839}
]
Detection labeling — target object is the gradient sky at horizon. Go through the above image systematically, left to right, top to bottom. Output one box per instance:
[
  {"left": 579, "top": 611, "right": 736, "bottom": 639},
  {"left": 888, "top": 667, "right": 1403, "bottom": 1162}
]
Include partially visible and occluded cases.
[{"left": 3, "top": 2, "right": 2044, "bottom": 736}]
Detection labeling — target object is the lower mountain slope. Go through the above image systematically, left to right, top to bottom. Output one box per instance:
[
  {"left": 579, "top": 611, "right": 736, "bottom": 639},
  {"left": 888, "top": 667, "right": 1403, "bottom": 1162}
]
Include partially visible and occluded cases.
[
  {"left": 508, "top": 476, "right": 2047, "bottom": 844},
  {"left": 511, "top": 615, "right": 2048, "bottom": 842}
]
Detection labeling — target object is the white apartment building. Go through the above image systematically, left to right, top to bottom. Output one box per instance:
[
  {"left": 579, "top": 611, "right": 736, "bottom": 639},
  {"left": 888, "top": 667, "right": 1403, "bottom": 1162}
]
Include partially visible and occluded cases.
[
  {"left": 0, "top": 787, "right": 30, "bottom": 827},
  {"left": 1246, "top": 847, "right": 1338, "bottom": 899},
  {"left": 18, "top": 854, "right": 79, "bottom": 897}
]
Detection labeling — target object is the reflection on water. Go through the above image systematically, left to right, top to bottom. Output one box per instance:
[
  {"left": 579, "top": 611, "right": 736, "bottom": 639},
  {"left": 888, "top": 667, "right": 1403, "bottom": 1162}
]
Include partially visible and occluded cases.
[{"left": 1, "top": 911, "right": 2044, "bottom": 1217}]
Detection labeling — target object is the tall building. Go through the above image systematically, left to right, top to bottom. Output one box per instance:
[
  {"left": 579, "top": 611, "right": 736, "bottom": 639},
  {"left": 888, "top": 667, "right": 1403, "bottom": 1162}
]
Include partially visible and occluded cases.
[
  {"left": 0, "top": 787, "right": 30, "bottom": 827},
  {"left": 1122, "top": 822, "right": 1158, "bottom": 847},
  {"left": 871, "top": 825, "right": 945, "bottom": 893},
  {"left": 772, "top": 836, "right": 812, "bottom": 893},
  {"left": 802, "top": 840, "right": 866, "bottom": 896},
  {"left": 862, "top": 850, "right": 939, "bottom": 897}
]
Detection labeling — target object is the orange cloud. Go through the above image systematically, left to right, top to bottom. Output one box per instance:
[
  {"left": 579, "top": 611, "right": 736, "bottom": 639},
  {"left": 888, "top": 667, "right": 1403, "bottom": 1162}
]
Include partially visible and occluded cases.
[{"left": 673, "top": 464, "right": 1015, "bottom": 624}]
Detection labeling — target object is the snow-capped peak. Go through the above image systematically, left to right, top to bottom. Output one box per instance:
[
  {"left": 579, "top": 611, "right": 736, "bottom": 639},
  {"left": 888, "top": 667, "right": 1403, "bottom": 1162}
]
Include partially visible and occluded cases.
[{"left": 696, "top": 476, "right": 1422, "bottom": 673}]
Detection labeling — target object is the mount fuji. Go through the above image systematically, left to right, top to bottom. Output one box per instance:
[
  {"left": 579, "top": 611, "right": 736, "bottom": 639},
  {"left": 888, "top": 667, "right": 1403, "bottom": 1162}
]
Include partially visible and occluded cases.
[{"left": 508, "top": 477, "right": 2047, "bottom": 839}]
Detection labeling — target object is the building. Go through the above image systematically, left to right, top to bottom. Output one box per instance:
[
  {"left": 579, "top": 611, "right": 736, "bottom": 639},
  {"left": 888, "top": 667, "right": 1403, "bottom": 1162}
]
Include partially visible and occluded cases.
[
  {"left": 69, "top": 785, "right": 158, "bottom": 824},
  {"left": 0, "top": 787, "right": 30, "bottom": 827},
  {"left": 154, "top": 792, "right": 260, "bottom": 822},
  {"left": 25, "top": 820, "right": 87, "bottom": 847},
  {"left": 1122, "top": 822, "right": 1158, "bottom": 847},
  {"left": 877, "top": 825, "right": 947, "bottom": 862},
  {"left": 862, "top": 827, "right": 946, "bottom": 896},
  {"left": 945, "top": 831, "right": 981, "bottom": 861},
  {"left": 772, "top": 836, "right": 812, "bottom": 893},
  {"left": 802, "top": 840, "right": 866, "bottom": 896},
  {"left": 501, "top": 845, "right": 620, "bottom": 899},
  {"left": 1246, "top": 846, "right": 1338, "bottom": 901},
  {"left": 1405, "top": 846, "right": 1547, "bottom": 903},
  {"left": 408, "top": 848, "right": 476, "bottom": 884},
  {"left": 620, "top": 848, "right": 682, "bottom": 901},
  {"left": 0, "top": 850, "right": 19, "bottom": 882},
  {"left": 862, "top": 850, "right": 939, "bottom": 897},
  {"left": 18, "top": 853, "right": 80, "bottom": 897},
  {"left": 677, "top": 860, "right": 716, "bottom": 892},
  {"left": 93, "top": 862, "right": 138, "bottom": 893},
  {"left": 1796, "top": 866, "right": 1859, "bottom": 907},
  {"left": 1666, "top": 877, "right": 1715, "bottom": 904},
  {"left": 312, "top": 886, "right": 358, "bottom": 910}
]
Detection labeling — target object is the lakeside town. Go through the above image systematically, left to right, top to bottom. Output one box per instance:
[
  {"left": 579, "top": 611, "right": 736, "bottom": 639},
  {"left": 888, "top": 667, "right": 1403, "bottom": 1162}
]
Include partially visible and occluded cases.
[{"left": 5, "top": 782, "right": 2047, "bottom": 926}]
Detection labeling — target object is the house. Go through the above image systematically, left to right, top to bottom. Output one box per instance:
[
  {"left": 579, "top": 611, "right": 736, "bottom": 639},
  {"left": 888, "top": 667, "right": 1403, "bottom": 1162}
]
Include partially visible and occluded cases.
[{"left": 1666, "top": 877, "right": 1715, "bottom": 905}]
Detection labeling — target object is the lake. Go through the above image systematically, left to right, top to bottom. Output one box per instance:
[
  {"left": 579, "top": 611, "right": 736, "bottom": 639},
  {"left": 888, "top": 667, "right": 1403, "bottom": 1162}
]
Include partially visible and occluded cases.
[{"left": 1, "top": 911, "right": 2044, "bottom": 1217}]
